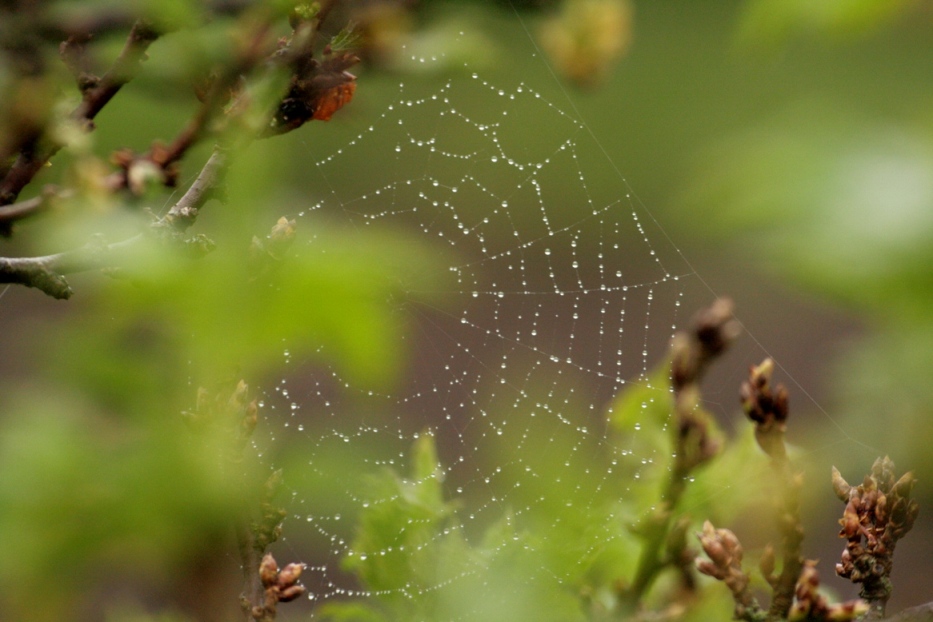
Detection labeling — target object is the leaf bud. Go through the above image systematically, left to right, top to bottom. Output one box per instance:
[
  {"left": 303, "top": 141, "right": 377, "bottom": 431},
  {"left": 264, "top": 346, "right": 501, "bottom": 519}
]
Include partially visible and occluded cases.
[
  {"left": 831, "top": 466, "right": 851, "bottom": 501},
  {"left": 840, "top": 500, "right": 860, "bottom": 539},
  {"left": 259, "top": 553, "right": 279, "bottom": 587},
  {"left": 696, "top": 559, "right": 723, "bottom": 579},
  {"left": 277, "top": 562, "right": 304, "bottom": 588},
  {"left": 279, "top": 584, "right": 307, "bottom": 602}
]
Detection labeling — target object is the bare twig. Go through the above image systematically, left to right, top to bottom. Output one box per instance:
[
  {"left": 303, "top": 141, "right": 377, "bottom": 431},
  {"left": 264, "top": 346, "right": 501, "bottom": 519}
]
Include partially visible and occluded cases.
[
  {"left": 0, "top": 4, "right": 357, "bottom": 297},
  {"left": 73, "top": 14, "right": 159, "bottom": 108},
  {"left": 0, "top": 20, "right": 160, "bottom": 206},
  {"left": 0, "top": 146, "right": 227, "bottom": 297},
  {"left": 163, "top": 147, "right": 229, "bottom": 231},
  {"left": 0, "top": 186, "right": 73, "bottom": 236},
  {"left": 0, "top": 236, "right": 137, "bottom": 299}
]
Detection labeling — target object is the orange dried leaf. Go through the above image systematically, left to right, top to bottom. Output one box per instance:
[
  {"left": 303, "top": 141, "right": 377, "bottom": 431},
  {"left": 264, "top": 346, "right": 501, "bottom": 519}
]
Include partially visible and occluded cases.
[{"left": 312, "top": 81, "right": 356, "bottom": 121}]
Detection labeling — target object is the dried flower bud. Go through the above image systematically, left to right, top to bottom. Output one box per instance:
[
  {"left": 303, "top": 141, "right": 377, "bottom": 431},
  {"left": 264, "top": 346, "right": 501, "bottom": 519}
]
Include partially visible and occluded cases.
[
  {"left": 127, "top": 158, "right": 164, "bottom": 196},
  {"left": 693, "top": 297, "right": 740, "bottom": 359},
  {"left": 670, "top": 298, "right": 739, "bottom": 391},
  {"left": 669, "top": 333, "right": 695, "bottom": 391},
  {"left": 741, "top": 358, "right": 792, "bottom": 459},
  {"left": 835, "top": 457, "right": 918, "bottom": 607},
  {"left": 832, "top": 466, "right": 852, "bottom": 501},
  {"left": 892, "top": 470, "right": 916, "bottom": 499},
  {"left": 840, "top": 500, "right": 860, "bottom": 539},
  {"left": 697, "top": 521, "right": 744, "bottom": 569},
  {"left": 259, "top": 553, "right": 279, "bottom": 587},
  {"left": 696, "top": 559, "right": 723, "bottom": 579},
  {"left": 277, "top": 562, "right": 304, "bottom": 588},
  {"left": 279, "top": 584, "right": 307, "bottom": 602}
]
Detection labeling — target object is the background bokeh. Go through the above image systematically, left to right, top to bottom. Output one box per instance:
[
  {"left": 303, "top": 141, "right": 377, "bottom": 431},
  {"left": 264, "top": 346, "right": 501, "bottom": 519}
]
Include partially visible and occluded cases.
[{"left": 1, "top": 0, "right": 931, "bottom": 620}]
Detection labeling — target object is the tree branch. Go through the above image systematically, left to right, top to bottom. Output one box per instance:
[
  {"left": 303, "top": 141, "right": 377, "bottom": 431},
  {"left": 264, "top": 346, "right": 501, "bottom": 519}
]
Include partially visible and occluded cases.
[
  {"left": 0, "top": 5, "right": 356, "bottom": 298},
  {"left": 0, "top": 20, "right": 160, "bottom": 206},
  {"left": 0, "top": 146, "right": 228, "bottom": 298},
  {"left": 163, "top": 147, "right": 229, "bottom": 230},
  {"left": 0, "top": 187, "right": 73, "bottom": 236},
  {"left": 0, "top": 236, "right": 138, "bottom": 299}
]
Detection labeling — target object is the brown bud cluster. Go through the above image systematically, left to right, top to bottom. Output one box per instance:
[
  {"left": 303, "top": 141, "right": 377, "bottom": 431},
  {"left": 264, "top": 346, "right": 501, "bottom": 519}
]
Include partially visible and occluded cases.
[
  {"left": 110, "top": 142, "right": 180, "bottom": 196},
  {"left": 671, "top": 297, "right": 740, "bottom": 392},
  {"left": 668, "top": 298, "right": 739, "bottom": 473},
  {"left": 740, "top": 358, "right": 789, "bottom": 460},
  {"left": 833, "top": 457, "right": 919, "bottom": 608},
  {"left": 696, "top": 521, "right": 758, "bottom": 618},
  {"left": 250, "top": 553, "right": 307, "bottom": 619},
  {"left": 260, "top": 553, "right": 305, "bottom": 601},
  {"left": 788, "top": 560, "right": 868, "bottom": 622}
]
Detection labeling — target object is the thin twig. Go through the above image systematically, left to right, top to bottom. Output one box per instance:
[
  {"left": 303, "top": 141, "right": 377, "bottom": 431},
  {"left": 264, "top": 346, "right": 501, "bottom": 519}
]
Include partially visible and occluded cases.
[
  {"left": 0, "top": 20, "right": 160, "bottom": 206},
  {"left": 0, "top": 147, "right": 227, "bottom": 298},
  {"left": 163, "top": 147, "right": 228, "bottom": 230},
  {"left": 0, "top": 187, "right": 73, "bottom": 236},
  {"left": 0, "top": 236, "right": 138, "bottom": 299}
]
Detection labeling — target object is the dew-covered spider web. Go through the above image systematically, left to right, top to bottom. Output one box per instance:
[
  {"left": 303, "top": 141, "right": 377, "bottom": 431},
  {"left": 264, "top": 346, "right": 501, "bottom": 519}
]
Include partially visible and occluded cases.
[{"left": 251, "top": 39, "right": 848, "bottom": 619}]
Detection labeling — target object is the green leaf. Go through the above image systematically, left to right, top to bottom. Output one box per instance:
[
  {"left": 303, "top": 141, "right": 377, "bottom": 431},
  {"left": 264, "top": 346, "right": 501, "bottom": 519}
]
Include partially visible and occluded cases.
[{"left": 607, "top": 362, "right": 673, "bottom": 442}]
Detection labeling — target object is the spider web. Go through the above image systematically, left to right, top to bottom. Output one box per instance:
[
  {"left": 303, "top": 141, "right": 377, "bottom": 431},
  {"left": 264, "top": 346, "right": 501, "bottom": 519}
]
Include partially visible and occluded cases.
[{"left": 260, "top": 45, "right": 720, "bottom": 617}]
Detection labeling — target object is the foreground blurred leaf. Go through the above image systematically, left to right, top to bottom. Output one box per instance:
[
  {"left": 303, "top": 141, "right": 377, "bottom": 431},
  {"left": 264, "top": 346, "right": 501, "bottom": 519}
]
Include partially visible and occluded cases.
[
  {"left": 90, "top": 214, "right": 449, "bottom": 388},
  {"left": 0, "top": 389, "right": 239, "bottom": 619}
]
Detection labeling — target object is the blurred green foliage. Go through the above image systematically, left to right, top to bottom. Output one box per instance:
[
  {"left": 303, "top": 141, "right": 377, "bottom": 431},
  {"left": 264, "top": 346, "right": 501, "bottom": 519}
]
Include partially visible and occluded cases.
[
  {"left": 1, "top": 0, "right": 932, "bottom": 619},
  {"left": 677, "top": 18, "right": 933, "bottom": 481},
  {"left": 319, "top": 362, "right": 779, "bottom": 621}
]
